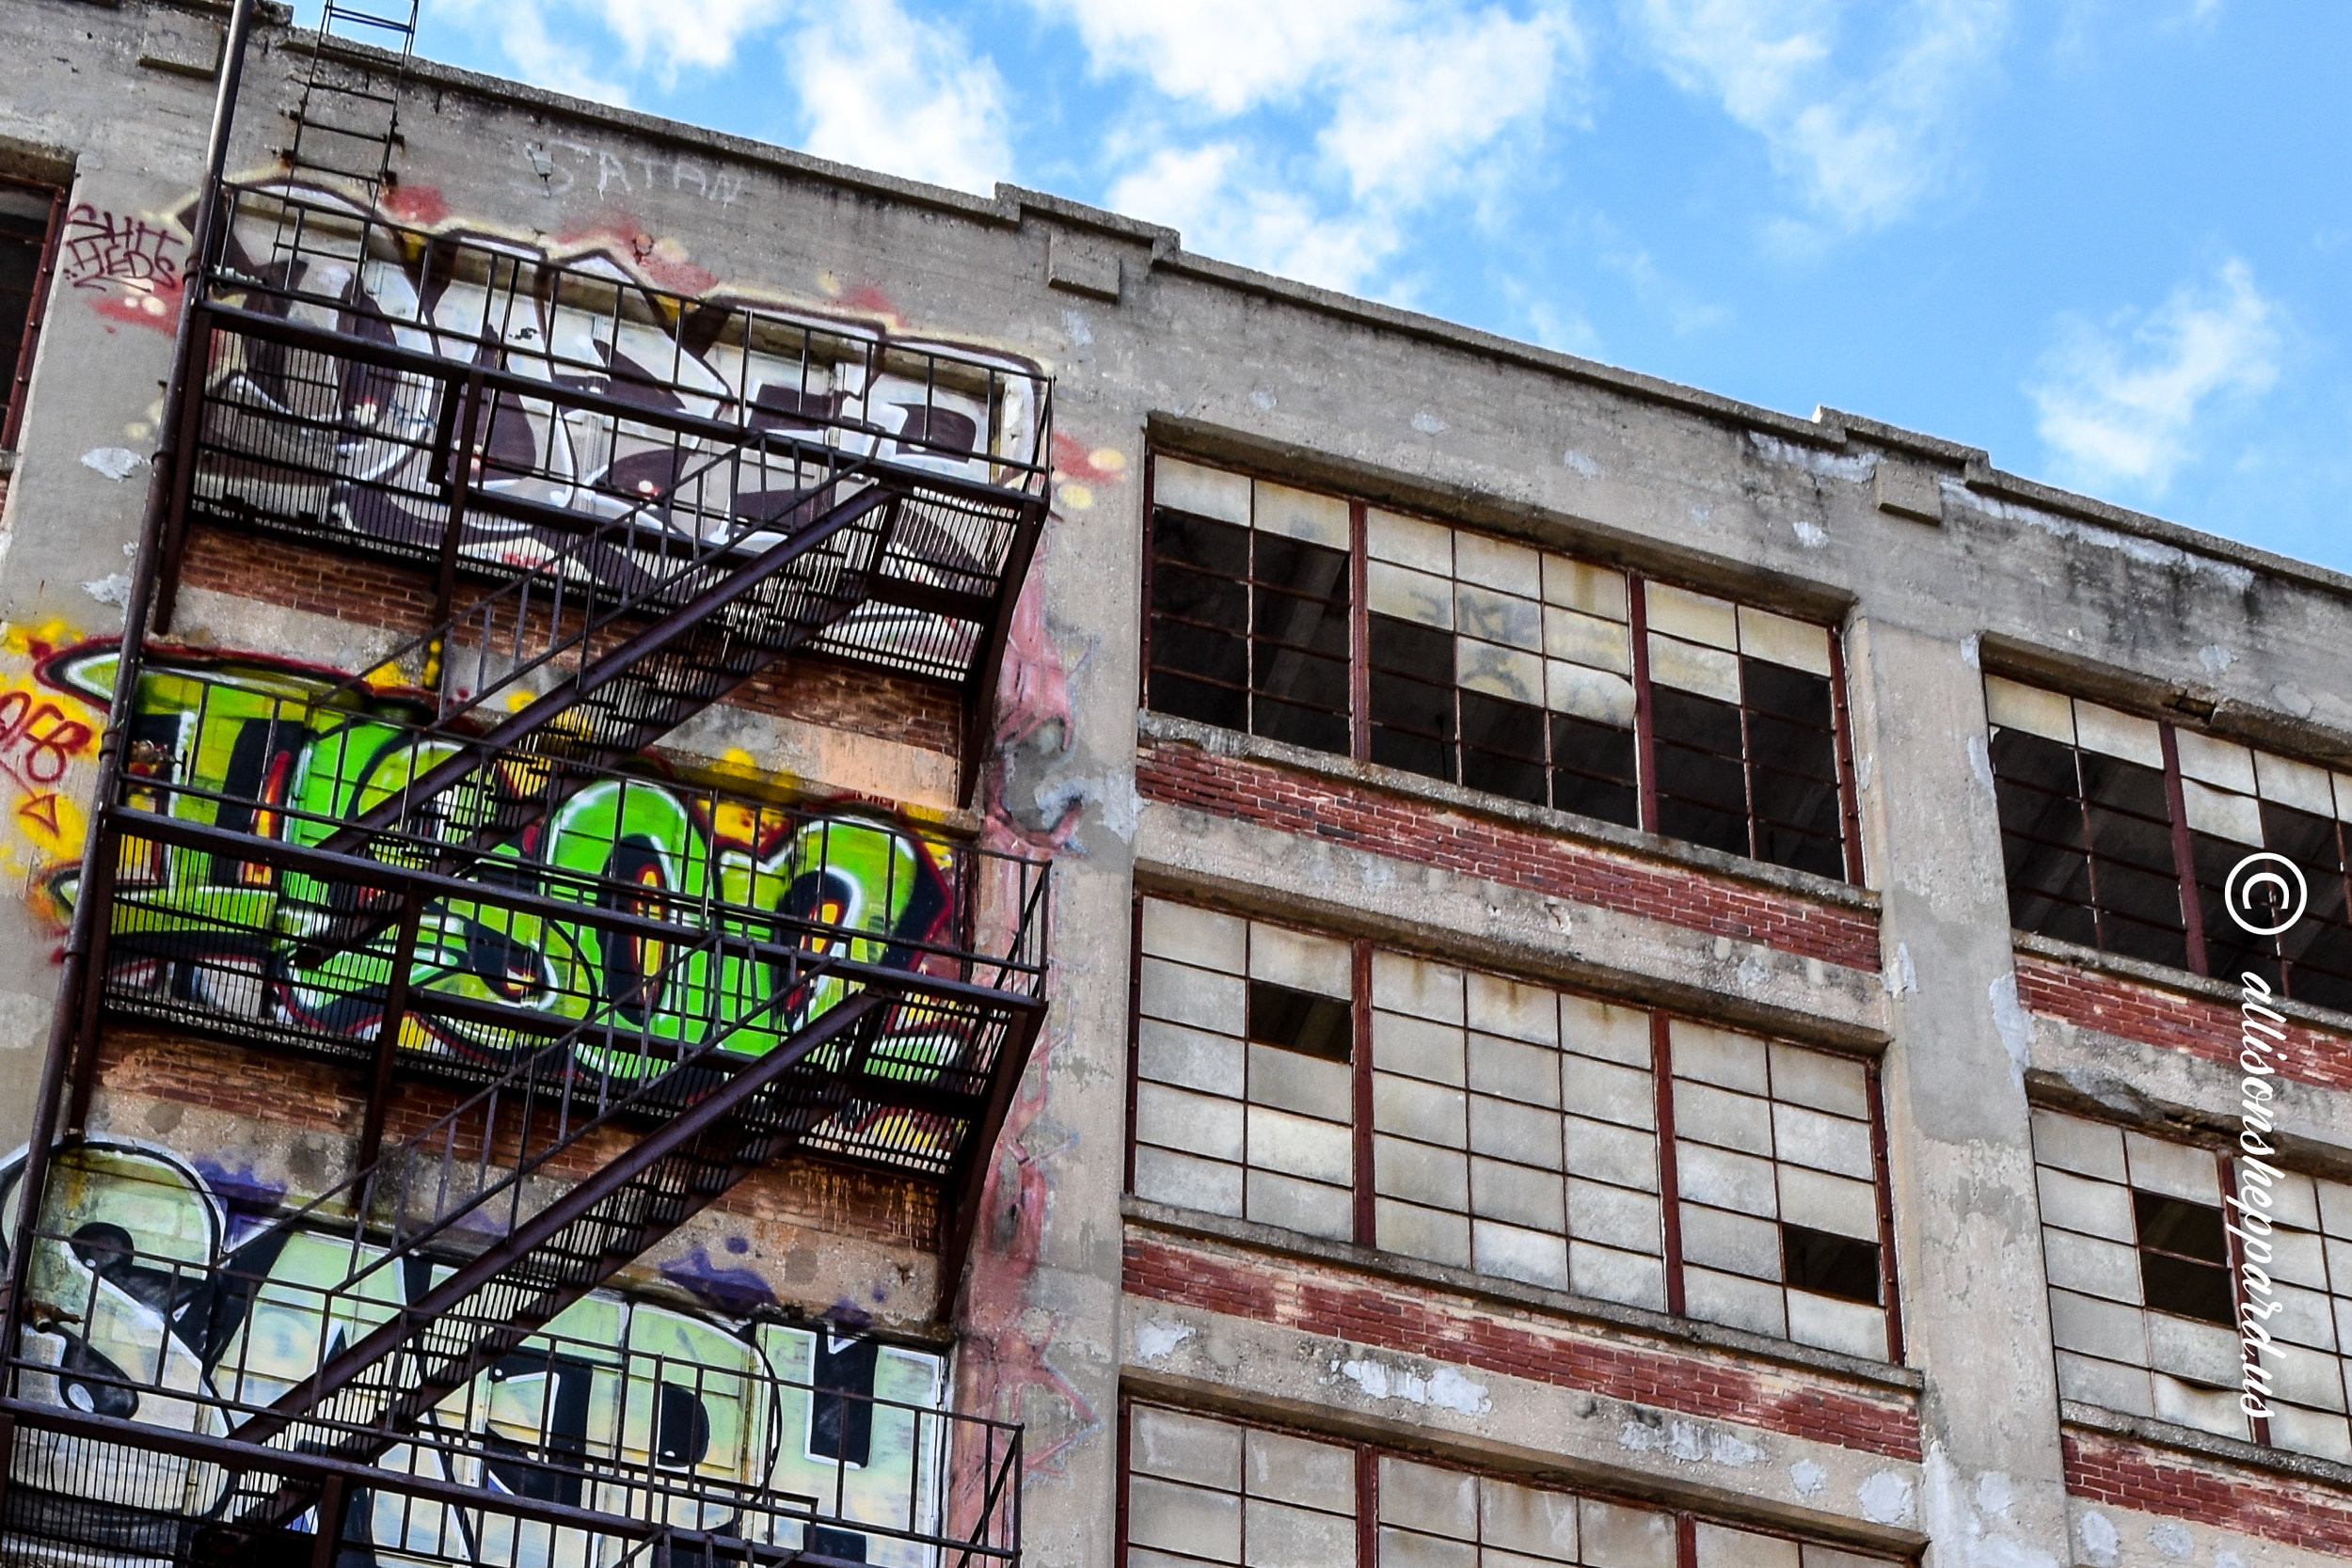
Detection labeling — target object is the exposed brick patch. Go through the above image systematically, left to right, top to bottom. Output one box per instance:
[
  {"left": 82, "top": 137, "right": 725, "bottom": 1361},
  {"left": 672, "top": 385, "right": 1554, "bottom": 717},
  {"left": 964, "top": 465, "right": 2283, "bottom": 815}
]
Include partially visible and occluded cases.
[
  {"left": 177, "top": 524, "right": 961, "bottom": 756},
  {"left": 182, "top": 528, "right": 439, "bottom": 634},
  {"left": 1136, "top": 738, "right": 1881, "bottom": 972},
  {"left": 2016, "top": 956, "right": 2352, "bottom": 1093},
  {"left": 92, "top": 1027, "right": 936, "bottom": 1250},
  {"left": 1123, "top": 1231, "right": 1920, "bottom": 1461},
  {"left": 2064, "top": 1428, "right": 2352, "bottom": 1554}
]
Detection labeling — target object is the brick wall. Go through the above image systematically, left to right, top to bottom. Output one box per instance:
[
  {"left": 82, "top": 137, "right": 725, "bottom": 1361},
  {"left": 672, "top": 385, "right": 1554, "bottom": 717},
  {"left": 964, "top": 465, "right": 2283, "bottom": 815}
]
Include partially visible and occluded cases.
[
  {"left": 177, "top": 524, "right": 961, "bottom": 755},
  {"left": 1136, "top": 737, "right": 1882, "bottom": 972},
  {"left": 2016, "top": 955, "right": 2352, "bottom": 1093},
  {"left": 94, "top": 1028, "right": 938, "bottom": 1251},
  {"left": 1124, "top": 1231, "right": 1921, "bottom": 1461},
  {"left": 2064, "top": 1428, "right": 2352, "bottom": 1554}
]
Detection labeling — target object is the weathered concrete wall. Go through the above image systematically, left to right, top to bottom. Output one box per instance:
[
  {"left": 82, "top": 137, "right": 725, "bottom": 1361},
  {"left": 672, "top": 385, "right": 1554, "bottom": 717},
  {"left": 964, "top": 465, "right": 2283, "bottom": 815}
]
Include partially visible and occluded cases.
[{"left": 4, "top": 4, "right": 2352, "bottom": 1566}]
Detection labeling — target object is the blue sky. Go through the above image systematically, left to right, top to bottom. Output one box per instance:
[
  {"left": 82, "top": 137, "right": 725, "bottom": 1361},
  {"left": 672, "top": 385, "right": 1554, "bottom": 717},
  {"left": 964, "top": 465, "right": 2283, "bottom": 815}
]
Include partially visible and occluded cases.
[{"left": 412, "top": 1, "right": 2352, "bottom": 572}]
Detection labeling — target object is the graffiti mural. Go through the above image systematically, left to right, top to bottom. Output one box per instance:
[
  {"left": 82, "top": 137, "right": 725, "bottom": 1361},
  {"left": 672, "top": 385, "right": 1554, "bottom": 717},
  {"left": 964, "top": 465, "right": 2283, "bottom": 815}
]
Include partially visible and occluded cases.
[
  {"left": 194, "top": 180, "right": 1046, "bottom": 678},
  {"left": 0, "top": 622, "right": 99, "bottom": 894},
  {"left": 31, "top": 646, "right": 981, "bottom": 1139},
  {"left": 1, "top": 1141, "right": 956, "bottom": 1565}
]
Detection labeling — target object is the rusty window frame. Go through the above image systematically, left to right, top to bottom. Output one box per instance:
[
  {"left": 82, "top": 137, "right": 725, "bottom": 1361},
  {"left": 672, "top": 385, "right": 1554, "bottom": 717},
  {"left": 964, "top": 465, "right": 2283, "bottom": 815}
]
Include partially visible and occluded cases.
[
  {"left": 0, "top": 174, "right": 69, "bottom": 451},
  {"left": 1139, "top": 451, "right": 1863, "bottom": 884},
  {"left": 1986, "top": 675, "right": 2352, "bottom": 1009}
]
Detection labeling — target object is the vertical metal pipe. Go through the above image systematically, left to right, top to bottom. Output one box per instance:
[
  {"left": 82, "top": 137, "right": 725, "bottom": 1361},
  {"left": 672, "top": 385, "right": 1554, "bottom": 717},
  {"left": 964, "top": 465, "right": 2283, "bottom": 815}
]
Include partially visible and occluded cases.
[{"left": 4, "top": 2, "right": 263, "bottom": 1379}]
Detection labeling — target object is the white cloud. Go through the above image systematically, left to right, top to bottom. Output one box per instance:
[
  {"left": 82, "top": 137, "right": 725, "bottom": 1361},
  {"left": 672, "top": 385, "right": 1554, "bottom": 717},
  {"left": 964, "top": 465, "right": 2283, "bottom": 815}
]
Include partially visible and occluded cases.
[
  {"left": 428, "top": 0, "right": 785, "bottom": 92},
  {"left": 784, "top": 0, "right": 1014, "bottom": 194},
  {"left": 1029, "top": 0, "right": 1404, "bottom": 114},
  {"left": 1629, "top": 0, "right": 2007, "bottom": 232},
  {"left": 1055, "top": 2, "right": 1582, "bottom": 293},
  {"left": 1107, "top": 145, "right": 1396, "bottom": 293},
  {"left": 2028, "top": 260, "right": 2282, "bottom": 492}
]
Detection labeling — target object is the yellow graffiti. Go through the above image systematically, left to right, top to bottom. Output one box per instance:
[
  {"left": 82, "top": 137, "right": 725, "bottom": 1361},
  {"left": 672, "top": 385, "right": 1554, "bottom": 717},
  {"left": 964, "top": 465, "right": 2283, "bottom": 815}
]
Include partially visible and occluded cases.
[{"left": 0, "top": 621, "right": 99, "bottom": 894}]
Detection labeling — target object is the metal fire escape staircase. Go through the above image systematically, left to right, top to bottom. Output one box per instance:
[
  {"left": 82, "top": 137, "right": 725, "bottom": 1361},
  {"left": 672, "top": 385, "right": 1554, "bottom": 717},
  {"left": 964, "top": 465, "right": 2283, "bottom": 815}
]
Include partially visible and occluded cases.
[{"left": 4, "top": 3, "right": 1052, "bottom": 1562}]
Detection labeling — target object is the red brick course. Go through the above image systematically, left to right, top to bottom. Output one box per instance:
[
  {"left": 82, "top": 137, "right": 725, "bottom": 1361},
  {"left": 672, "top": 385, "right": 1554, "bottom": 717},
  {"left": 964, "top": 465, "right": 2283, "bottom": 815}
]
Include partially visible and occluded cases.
[
  {"left": 178, "top": 526, "right": 961, "bottom": 755},
  {"left": 1136, "top": 737, "right": 1881, "bottom": 972},
  {"left": 2016, "top": 955, "right": 2352, "bottom": 1093},
  {"left": 94, "top": 1027, "right": 938, "bottom": 1250},
  {"left": 1123, "top": 1231, "right": 1920, "bottom": 1461},
  {"left": 2064, "top": 1429, "right": 2352, "bottom": 1554}
]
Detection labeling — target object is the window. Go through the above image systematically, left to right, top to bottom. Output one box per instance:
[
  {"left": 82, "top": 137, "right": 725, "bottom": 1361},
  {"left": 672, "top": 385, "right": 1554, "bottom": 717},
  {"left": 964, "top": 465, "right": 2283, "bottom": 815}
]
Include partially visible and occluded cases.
[
  {"left": 0, "top": 176, "right": 65, "bottom": 448},
  {"left": 1145, "top": 456, "right": 1860, "bottom": 883},
  {"left": 1988, "top": 676, "right": 2352, "bottom": 1009},
  {"left": 1129, "top": 897, "right": 1899, "bottom": 1361},
  {"left": 1132, "top": 900, "right": 1357, "bottom": 1242},
  {"left": 1669, "top": 1022, "right": 1890, "bottom": 1359},
  {"left": 2032, "top": 1109, "right": 2352, "bottom": 1462},
  {"left": 1121, "top": 1402, "right": 1900, "bottom": 1568}
]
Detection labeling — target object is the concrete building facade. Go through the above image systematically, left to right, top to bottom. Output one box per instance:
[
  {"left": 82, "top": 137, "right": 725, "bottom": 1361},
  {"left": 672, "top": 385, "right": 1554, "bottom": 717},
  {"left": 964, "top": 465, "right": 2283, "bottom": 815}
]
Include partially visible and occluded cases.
[{"left": 0, "top": 4, "right": 2347, "bottom": 1566}]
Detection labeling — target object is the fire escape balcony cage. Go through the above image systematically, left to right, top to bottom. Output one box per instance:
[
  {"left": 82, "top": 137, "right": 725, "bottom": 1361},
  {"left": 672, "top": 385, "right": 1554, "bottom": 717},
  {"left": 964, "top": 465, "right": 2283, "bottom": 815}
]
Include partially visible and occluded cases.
[{"left": 2, "top": 7, "right": 1051, "bottom": 1562}]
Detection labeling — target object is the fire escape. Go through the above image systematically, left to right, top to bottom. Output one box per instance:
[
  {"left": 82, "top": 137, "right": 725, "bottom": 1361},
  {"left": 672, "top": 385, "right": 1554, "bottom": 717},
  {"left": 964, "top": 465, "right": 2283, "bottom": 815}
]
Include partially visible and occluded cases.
[{"left": 0, "top": 5, "right": 1049, "bottom": 1566}]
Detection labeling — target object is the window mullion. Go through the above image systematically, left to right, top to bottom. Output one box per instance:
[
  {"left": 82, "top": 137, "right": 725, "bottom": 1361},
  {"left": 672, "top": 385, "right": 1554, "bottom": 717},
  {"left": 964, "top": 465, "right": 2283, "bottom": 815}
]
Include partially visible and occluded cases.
[
  {"left": 1349, "top": 501, "right": 1370, "bottom": 763},
  {"left": 1630, "top": 576, "right": 1659, "bottom": 835},
  {"left": 1828, "top": 628, "right": 1866, "bottom": 884},
  {"left": 2159, "top": 721, "right": 2211, "bottom": 975},
  {"left": 1352, "top": 941, "right": 1376, "bottom": 1246},
  {"left": 1650, "top": 1009, "right": 1684, "bottom": 1316},
  {"left": 1866, "top": 1059, "right": 1905, "bottom": 1364},
  {"left": 2217, "top": 1153, "right": 2272, "bottom": 1448},
  {"left": 1356, "top": 1444, "right": 1378, "bottom": 1568}
]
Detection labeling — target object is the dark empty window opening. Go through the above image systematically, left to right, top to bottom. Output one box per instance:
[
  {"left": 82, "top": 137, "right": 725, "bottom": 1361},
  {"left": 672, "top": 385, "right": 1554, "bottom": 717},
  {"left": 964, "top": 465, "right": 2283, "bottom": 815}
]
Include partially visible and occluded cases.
[
  {"left": 0, "top": 178, "right": 65, "bottom": 450},
  {"left": 1144, "top": 458, "right": 1859, "bottom": 882},
  {"left": 1148, "top": 506, "right": 1351, "bottom": 756},
  {"left": 1987, "top": 677, "right": 2352, "bottom": 1006},
  {"left": 1247, "top": 979, "right": 1353, "bottom": 1061},
  {"left": 2133, "top": 1190, "right": 2234, "bottom": 1326},
  {"left": 1781, "top": 1223, "right": 1882, "bottom": 1305},
  {"left": 810, "top": 1332, "right": 880, "bottom": 1466}
]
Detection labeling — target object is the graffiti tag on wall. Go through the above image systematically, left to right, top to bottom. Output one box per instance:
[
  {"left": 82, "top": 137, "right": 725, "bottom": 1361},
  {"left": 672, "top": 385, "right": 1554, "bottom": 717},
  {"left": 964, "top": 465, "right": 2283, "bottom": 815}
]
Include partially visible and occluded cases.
[
  {"left": 59, "top": 204, "right": 187, "bottom": 332},
  {"left": 2, "top": 1141, "right": 949, "bottom": 1565}
]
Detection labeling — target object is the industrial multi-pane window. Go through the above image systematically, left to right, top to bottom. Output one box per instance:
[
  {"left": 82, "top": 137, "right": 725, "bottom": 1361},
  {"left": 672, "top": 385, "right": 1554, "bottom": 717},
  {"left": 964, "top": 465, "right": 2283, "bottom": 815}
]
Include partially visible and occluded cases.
[
  {"left": 0, "top": 176, "right": 65, "bottom": 449},
  {"left": 1144, "top": 456, "right": 1859, "bottom": 882},
  {"left": 1987, "top": 675, "right": 2352, "bottom": 1009},
  {"left": 1129, "top": 896, "right": 1899, "bottom": 1362},
  {"left": 2032, "top": 1108, "right": 2352, "bottom": 1462},
  {"left": 1120, "top": 1402, "right": 1900, "bottom": 1568}
]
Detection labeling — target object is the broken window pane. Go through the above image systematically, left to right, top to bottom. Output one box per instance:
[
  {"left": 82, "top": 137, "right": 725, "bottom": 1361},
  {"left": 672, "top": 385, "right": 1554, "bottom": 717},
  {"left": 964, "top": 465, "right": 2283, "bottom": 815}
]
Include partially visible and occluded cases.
[
  {"left": 1148, "top": 507, "right": 1249, "bottom": 732},
  {"left": 1369, "top": 613, "right": 1454, "bottom": 782},
  {"left": 1742, "top": 659, "right": 1844, "bottom": 879},
  {"left": 1650, "top": 687, "right": 1749, "bottom": 858},
  {"left": 1549, "top": 713, "right": 1639, "bottom": 828},
  {"left": 1991, "top": 727, "right": 2099, "bottom": 949},
  {"left": 2079, "top": 752, "right": 2187, "bottom": 970},
  {"left": 1248, "top": 980, "right": 1353, "bottom": 1062},
  {"left": 2133, "top": 1191, "right": 2233, "bottom": 1326},
  {"left": 1781, "top": 1224, "right": 1881, "bottom": 1305}
]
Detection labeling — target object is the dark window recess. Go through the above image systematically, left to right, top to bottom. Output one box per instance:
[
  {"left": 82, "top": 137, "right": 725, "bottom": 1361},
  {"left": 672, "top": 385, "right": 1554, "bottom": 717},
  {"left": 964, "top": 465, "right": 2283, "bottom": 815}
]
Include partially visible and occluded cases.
[
  {"left": 0, "top": 182, "right": 60, "bottom": 445},
  {"left": 1143, "top": 472, "right": 1858, "bottom": 879},
  {"left": 1147, "top": 507, "right": 1349, "bottom": 754},
  {"left": 1367, "top": 613, "right": 1454, "bottom": 783},
  {"left": 1651, "top": 658, "right": 1844, "bottom": 879},
  {"left": 1549, "top": 712, "right": 1639, "bottom": 828},
  {"left": 1988, "top": 730, "right": 2186, "bottom": 970},
  {"left": 2202, "top": 804, "right": 2352, "bottom": 1016},
  {"left": 1247, "top": 980, "right": 1353, "bottom": 1061},
  {"left": 2133, "top": 1191, "right": 2234, "bottom": 1326},
  {"left": 1780, "top": 1224, "right": 1881, "bottom": 1305},
  {"left": 810, "top": 1333, "right": 880, "bottom": 1465},
  {"left": 653, "top": 1381, "right": 712, "bottom": 1469}
]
